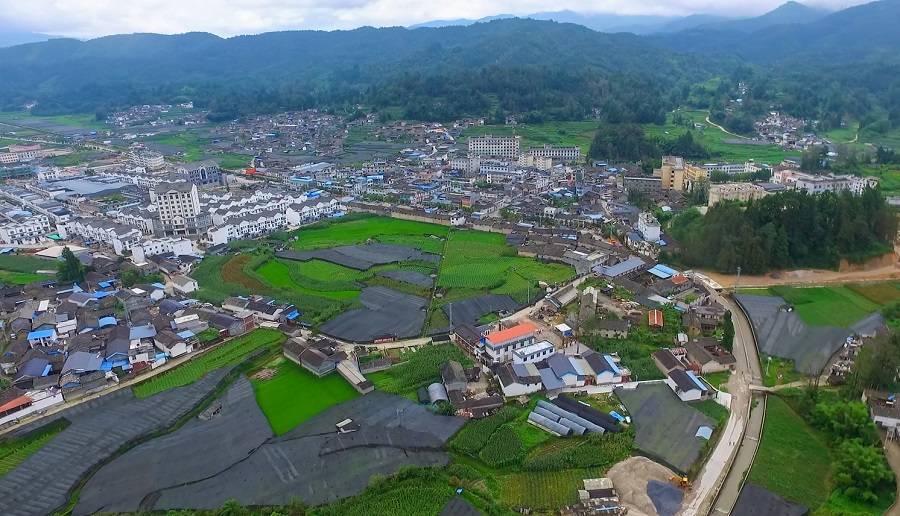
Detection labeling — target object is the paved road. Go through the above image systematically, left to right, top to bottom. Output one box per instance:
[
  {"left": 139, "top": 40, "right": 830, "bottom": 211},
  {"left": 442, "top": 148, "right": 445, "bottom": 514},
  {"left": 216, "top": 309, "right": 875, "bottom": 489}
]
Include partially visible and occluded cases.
[
  {"left": 680, "top": 291, "right": 760, "bottom": 515},
  {"left": 706, "top": 294, "right": 765, "bottom": 515},
  {"left": 884, "top": 437, "right": 900, "bottom": 516}
]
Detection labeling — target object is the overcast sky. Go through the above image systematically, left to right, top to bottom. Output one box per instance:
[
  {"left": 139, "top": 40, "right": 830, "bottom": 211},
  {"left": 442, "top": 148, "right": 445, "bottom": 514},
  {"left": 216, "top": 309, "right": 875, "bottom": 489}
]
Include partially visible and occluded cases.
[{"left": 0, "top": 0, "right": 869, "bottom": 38}]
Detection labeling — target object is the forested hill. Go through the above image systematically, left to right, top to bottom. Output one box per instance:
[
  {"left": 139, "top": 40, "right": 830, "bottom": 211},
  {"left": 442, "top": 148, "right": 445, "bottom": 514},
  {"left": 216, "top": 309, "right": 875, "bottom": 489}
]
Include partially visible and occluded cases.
[{"left": 0, "top": 19, "right": 722, "bottom": 121}]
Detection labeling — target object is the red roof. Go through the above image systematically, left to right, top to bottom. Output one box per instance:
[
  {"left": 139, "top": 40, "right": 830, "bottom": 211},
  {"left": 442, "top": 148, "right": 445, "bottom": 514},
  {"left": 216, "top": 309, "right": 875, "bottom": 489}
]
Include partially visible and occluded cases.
[
  {"left": 671, "top": 274, "right": 689, "bottom": 285},
  {"left": 648, "top": 309, "right": 664, "bottom": 327},
  {"left": 485, "top": 322, "right": 537, "bottom": 347},
  {"left": 0, "top": 395, "right": 32, "bottom": 414}
]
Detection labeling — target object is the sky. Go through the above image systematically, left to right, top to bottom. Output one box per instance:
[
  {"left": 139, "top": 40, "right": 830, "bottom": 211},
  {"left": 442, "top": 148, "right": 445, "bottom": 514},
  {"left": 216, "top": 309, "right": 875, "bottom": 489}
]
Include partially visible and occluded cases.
[{"left": 0, "top": 0, "right": 869, "bottom": 38}]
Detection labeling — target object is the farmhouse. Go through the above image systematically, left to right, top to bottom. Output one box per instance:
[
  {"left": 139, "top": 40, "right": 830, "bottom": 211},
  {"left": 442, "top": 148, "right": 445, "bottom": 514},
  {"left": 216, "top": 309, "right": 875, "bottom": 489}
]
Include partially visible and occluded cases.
[
  {"left": 648, "top": 309, "right": 664, "bottom": 329},
  {"left": 594, "top": 319, "right": 629, "bottom": 339},
  {"left": 481, "top": 322, "right": 537, "bottom": 364},
  {"left": 683, "top": 338, "right": 735, "bottom": 374},
  {"left": 283, "top": 339, "right": 336, "bottom": 377},
  {"left": 512, "top": 340, "right": 556, "bottom": 364},
  {"left": 652, "top": 349, "right": 683, "bottom": 375},
  {"left": 495, "top": 362, "right": 543, "bottom": 397},
  {"left": 666, "top": 368, "right": 711, "bottom": 402},
  {"left": 863, "top": 390, "right": 900, "bottom": 437}
]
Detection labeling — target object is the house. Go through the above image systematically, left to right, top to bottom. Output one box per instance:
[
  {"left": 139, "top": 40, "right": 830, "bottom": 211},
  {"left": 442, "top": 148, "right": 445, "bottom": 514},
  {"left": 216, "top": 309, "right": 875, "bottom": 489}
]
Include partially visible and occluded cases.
[
  {"left": 170, "top": 275, "right": 198, "bottom": 295},
  {"left": 683, "top": 298, "right": 727, "bottom": 334},
  {"left": 648, "top": 309, "right": 664, "bottom": 329},
  {"left": 207, "top": 312, "right": 246, "bottom": 337},
  {"left": 595, "top": 319, "right": 629, "bottom": 339},
  {"left": 481, "top": 322, "right": 537, "bottom": 364},
  {"left": 453, "top": 324, "right": 482, "bottom": 354},
  {"left": 154, "top": 330, "right": 193, "bottom": 358},
  {"left": 684, "top": 338, "right": 736, "bottom": 374},
  {"left": 283, "top": 339, "right": 337, "bottom": 377},
  {"left": 512, "top": 340, "right": 555, "bottom": 364},
  {"left": 581, "top": 349, "right": 624, "bottom": 385},
  {"left": 652, "top": 349, "right": 683, "bottom": 375},
  {"left": 61, "top": 351, "right": 104, "bottom": 376},
  {"left": 547, "top": 354, "right": 586, "bottom": 388},
  {"left": 441, "top": 360, "right": 468, "bottom": 394},
  {"left": 496, "top": 362, "right": 543, "bottom": 397},
  {"left": 667, "top": 368, "right": 711, "bottom": 402},
  {"left": 863, "top": 390, "right": 900, "bottom": 437}
]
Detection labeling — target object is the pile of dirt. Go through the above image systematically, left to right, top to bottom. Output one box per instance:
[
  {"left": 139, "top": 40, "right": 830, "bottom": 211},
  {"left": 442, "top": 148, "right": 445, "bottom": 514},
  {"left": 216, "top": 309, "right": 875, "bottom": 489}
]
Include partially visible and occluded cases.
[{"left": 607, "top": 456, "right": 678, "bottom": 516}]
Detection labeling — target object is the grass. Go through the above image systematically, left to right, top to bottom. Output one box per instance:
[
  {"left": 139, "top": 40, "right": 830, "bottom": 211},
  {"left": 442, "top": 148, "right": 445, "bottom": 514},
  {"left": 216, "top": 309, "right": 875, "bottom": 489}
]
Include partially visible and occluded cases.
[
  {"left": 0, "top": 111, "right": 107, "bottom": 131},
  {"left": 460, "top": 121, "right": 598, "bottom": 157},
  {"left": 823, "top": 121, "right": 859, "bottom": 144},
  {"left": 146, "top": 131, "right": 209, "bottom": 161},
  {"left": 49, "top": 151, "right": 104, "bottom": 166},
  {"left": 214, "top": 152, "right": 251, "bottom": 169},
  {"left": 859, "top": 165, "right": 900, "bottom": 196},
  {"left": 292, "top": 215, "right": 450, "bottom": 250},
  {"left": 0, "top": 254, "right": 56, "bottom": 273},
  {"left": 255, "top": 260, "right": 360, "bottom": 301},
  {"left": 0, "top": 270, "right": 52, "bottom": 285},
  {"left": 846, "top": 282, "right": 900, "bottom": 305},
  {"left": 769, "top": 285, "right": 882, "bottom": 327},
  {"left": 132, "top": 328, "right": 286, "bottom": 398},
  {"left": 369, "top": 344, "right": 472, "bottom": 397},
  {"left": 761, "top": 354, "right": 807, "bottom": 387},
  {"left": 250, "top": 359, "right": 359, "bottom": 435},
  {"left": 702, "top": 370, "right": 731, "bottom": 392},
  {"left": 748, "top": 396, "right": 833, "bottom": 509},
  {"left": 691, "top": 400, "right": 729, "bottom": 425},
  {"left": 0, "top": 419, "right": 70, "bottom": 476},
  {"left": 498, "top": 468, "right": 602, "bottom": 509}
]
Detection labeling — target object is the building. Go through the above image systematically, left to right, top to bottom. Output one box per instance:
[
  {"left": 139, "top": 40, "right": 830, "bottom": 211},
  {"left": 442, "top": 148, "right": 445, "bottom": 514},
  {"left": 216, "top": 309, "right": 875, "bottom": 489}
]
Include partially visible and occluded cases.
[
  {"left": 468, "top": 135, "right": 520, "bottom": 159},
  {"left": 526, "top": 144, "right": 581, "bottom": 163},
  {"left": 130, "top": 150, "right": 165, "bottom": 170},
  {"left": 655, "top": 156, "right": 710, "bottom": 192},
  {"left": 175, "top": 160, "right": 223, "bottom": 187},
  {"left": 702, "top": 161, "right": 760, "bottom": 175},
  {"left": 773, "top": 169, "right": 877, "bottom": 195},
  {"left": 623, "top": 175, "right": 662, "bottom": 195},
  {"left": 150, "top": 181, "right": 210, "bottom": 237},
  {"left": 707, "top": 183, "right": 769, "bottom": 207},
  {"left": 206, "top": 209, "right": 286, "bottom": 246},
  {"left": 637, "top": 212, "right": 661, "bottom": 242},
  {"left": 0, "top": 214, "right": 50, "bottom": 245},
  {"left": 60, "top": 218, "right": 143, "bottom": 255},
  {"left": 130, "top": 237, "right": 193, "bottom": 263},
  {"left": 170, "top": 275, "right": 198, "bottom": 295},
  {"left": 594, "top": 319, "right": 629, "bottom": 339},
  {"left": 481, "top": 322, "right": 537, "bottom": 364},
  {"left": 684, "top": 338, "right": 736, "bottom": 374},
  {"left": 512, "top": 340, "right": 556, "bottom": 364},
  {"left": 496, "top": 362, "right": 543, "bottom": 397},
  {"left": 667, "top": 368, "right": 711, "bottom": 402},
  {"left": 863, "top": 390, "right": 900, "bottom": 437}
]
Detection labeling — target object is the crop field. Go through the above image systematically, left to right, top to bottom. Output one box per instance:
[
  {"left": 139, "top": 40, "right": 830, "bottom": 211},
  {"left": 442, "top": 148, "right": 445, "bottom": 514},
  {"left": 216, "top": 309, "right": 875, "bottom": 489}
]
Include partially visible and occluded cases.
[
  {"left": 0, "top": 111, "right": 107, "bottom": 132},
  {"left": 145, "top": 131, "right": 209, "bottom": 161},
  {"left": 192, "top": 215, "right": 573, "bottom": 330},
  {"left": 292, "top": 215, "right": 449, "bottom": 251},
  {"left": 0, "top": 254, "right": 56, "bottom": 285},
  {"left": 0, "top": 270, "right": 52, "bottom": 285},
  {"left": 846, "top": 282, "right": 900, "bottom": 305},
  {"left": 768, "top": 285, "right": 883, "bottom": 327},
  {"left": 133, "top": 329, "right": 285, "bottom": 398},
  {"left": 368, "top": 344, "right": 472, "bottom": 396},
  {"left": 251, "top": 359, "right": 359, "bottom": 435},
  {"left": 747, "top": 396, "right": 833, "bottom": 510},
  {"left": 0, "top": 419, "right": 70, "bottom": 476},
  {"left": 498, "top": 468, "right": 603, "bottom": 509}
]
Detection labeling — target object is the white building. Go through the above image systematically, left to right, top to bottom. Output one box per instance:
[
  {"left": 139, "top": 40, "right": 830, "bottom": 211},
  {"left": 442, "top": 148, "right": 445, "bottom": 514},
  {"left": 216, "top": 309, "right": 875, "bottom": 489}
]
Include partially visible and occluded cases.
[
  {"left": 468, "top": 135, "right": 520, "bottom": 159},
  {"left": 526, "top": 144, "right": 581, "bottom": 163},
  {"left": 130, "top": 150, "right": 166, "bottom": 170},
  {"left": 702, "top": 161, "right": 760, "bottom": 175},
  {"left": 150, "top": 181, "right": 210, "bottom": 237},
  {"left": 206, "top": 209, "right": 286, "bottom": 246},
  {"left": 637, "top": 212, "right": 661, "bottom": 242},
  {"left": 0, "top": 214, "right": 50, "bottom": 245},
  {"left": 60, "top": 217, "right": 143, "bottom": 255},
  {"left": 131, "top": 237, "right": 194, "bottom": 263},
  {"left": 170, "top": 274, "right": 199, "bottom": 294},
  {"left": 482, "top": 322, "right": 537, "bottom": 364},
  {"left": 512, "top": 340, "right": 556, "bottom": 364}
]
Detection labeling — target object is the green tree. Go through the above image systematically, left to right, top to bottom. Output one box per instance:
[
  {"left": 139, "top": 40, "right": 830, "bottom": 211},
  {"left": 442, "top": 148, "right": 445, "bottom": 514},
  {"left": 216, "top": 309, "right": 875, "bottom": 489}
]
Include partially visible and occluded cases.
[
  {"left": 57, "top": 246, "right": 85, "bottom": 283},
  {"left": 722, "top": 311, "right": 735, "bottom": 351},
  {"left": 810, "top": 401, "right": 879, "bottom": 444},
  {"left": 834, "top": 439, "right": 895, "bottom": 503}
]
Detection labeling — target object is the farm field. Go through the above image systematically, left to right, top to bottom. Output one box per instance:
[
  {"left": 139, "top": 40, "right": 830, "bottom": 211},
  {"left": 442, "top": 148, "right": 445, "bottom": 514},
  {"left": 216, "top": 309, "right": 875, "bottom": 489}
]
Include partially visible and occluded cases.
[
  {"left": 0, "top": 111, "right": 107, "bottom": 132},
  {"left": 460, "top": 121, "right": 599, "bottom": 157},
  {"left": 145, "top": 131, "right": 209, "bottom": 161},
  {"left": 860, "top": 165, "right": 900, "bottom": 196},
  {"left": 192, "top": 215, "right": 574, "bottom": 331},
  {"left": 0, "top": 254, "right": 57, "bottom": 285},
  {"left": 0, "top": 270, "right": 53, "bottom": 285},
  {"left": 768, "top": 284, "right": 884, "bottom": 327},
  {"left": 132, "top": 328, "right": 285, "bottom": 398},
  {"left": 368, "top": 344, "right": 472, "bottom": 397},
  {"left": 250, "top": 359, "right": 359, "bottom": 435},
  {"left": 747, "top": 396, "right": 833, "bottom": 510},
  {"left": 0, "top": 419, "right": 70, "bottom": 476}
]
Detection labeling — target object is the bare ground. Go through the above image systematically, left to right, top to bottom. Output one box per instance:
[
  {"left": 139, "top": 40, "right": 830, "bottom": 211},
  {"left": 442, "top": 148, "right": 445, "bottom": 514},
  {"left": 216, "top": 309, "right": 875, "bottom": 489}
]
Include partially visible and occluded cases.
[
  {"left": 702, "top": 262, "right": 900, "bottom": 289},
  {"left": 607, "top": 456, "right": 678, "bottom": 516}
]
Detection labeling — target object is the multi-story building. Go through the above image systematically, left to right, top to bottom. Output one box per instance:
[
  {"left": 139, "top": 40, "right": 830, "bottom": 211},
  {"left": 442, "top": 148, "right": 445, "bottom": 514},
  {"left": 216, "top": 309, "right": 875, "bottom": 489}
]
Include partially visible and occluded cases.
[
  {"left": 468, "top": 135, "right": 520, "bottom": 159},
  {"left": 526, "top": 144, "right": 581, "bottom": 162},
  {"left": 130, "top": 150, "right": 166, "bottom": 170},
  {"left": 517, "top": 154, "right": 553, "bottom": 171},
  {"left": 655, "top": 156, "right": 709, "bottom": 192},
  {"left": 175, "top": 160, "right": 223, "bottom": 187},
  {"left": 702, "top": 161, "right": 760, "bottom": 175},
  {"left": 773, "top": 169, "right": 877, "bottom": 195},
  {"left": 623, "top": 175, "right": 662, "bottom": 195},
  {"left": 150, "top": 181, "right": 210, "bottom": 237},
  {"left": 708, "top": 183, "right": 769, "bottom": 207},
  {"left": 206, "top": 209, "right": 287, "bottom": 246},
  {"left": 637, "top": 212, "right": 661, "bottom": 241},
  {"left": 0, "top": 214, "right": 50, "bottom": 245},
  {"left": 60, "top": 218, "right": 144, "bottom": 255},
  {"left": 131, "top": 237, "right": 194, "bottom": 263},
  {"left": 481, "top": 322, "right": 537, "bottom": 364}
]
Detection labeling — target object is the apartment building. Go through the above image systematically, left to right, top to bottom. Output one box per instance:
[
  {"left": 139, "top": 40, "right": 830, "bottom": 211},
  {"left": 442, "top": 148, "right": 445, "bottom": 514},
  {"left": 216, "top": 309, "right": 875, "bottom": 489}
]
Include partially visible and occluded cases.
[
  {"left": 468, "top": 135, "right": 520, "bottom": 159},
  {"left": 526, "top": 144, "right": 581, "bottom": 162},
  {"left": 130, "top": 150, "right": 166, "bottom": 170},
  {"left": 655, "top": 156, "right": 709, "bottom": 192},
  {"left": 175, "top": 160, "right": 223, "bottom": 187},
  {"left": 702, "top": 161, "right": 760, "bottom": 175},
  {"left": 773, "top": 169, "right": 877, "bottom": 195},
  {"left": 623, "top": 176, "right": 662, "bottom": 195},
  {"left": 150, "top": 181, "right": 210, "bottom": 237},
  {"left": 708, "top": 183, "right": 769, "bottom": 207},
  {"left": 207, "top": 209, "right": 287, "bottom": 246},
  {"left": 637, "top": 212, "right": 661, "bottom": 241},
  {"left": 0, "top": 214, "right": 50, "bottom": 245},
  {"left": 61, "top": 218, "right": 143, "bottom": 255},
  {"left": 131, "top": 237, "right": 194, "bottom": 263}
]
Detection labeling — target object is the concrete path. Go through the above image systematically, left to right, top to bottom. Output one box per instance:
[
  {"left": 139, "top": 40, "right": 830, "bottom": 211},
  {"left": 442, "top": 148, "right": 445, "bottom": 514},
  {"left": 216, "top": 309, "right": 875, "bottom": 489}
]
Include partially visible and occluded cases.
[{"left": 884, "top": 438, "right": 900, "bottom": 516}]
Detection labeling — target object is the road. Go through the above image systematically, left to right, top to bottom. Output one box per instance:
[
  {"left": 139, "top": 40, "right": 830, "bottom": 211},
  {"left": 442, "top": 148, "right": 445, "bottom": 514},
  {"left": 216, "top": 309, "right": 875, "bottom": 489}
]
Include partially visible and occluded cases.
[
  {"left": 704, "top": 115, "right": 753, "bottom": 141},
  {"left": 700, "top": 259, "right": 900, "bottom": 289},
  {"left": 680, "top": 291, "right": 761, "bottom": 515},
  {"left": 884, "top": 437, "right": 900, "bottom": 516}
]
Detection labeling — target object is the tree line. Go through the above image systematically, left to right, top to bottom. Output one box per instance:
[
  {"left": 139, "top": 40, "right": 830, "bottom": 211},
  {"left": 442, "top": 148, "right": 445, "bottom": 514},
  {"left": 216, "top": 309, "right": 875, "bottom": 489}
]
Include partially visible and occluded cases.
[{"left": 668, "top": 188, "right": 897, "bottom": 274}]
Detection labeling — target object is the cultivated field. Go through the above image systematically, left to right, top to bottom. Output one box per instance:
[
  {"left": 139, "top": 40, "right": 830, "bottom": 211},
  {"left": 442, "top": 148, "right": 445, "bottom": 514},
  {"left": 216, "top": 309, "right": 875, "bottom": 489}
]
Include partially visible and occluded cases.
[
  {"left": 192, "top": 215, "right": 575, "bottom": 332},
  {"left": 0, "top": 254, "right": 56, "bottom": 285},
  {"left": 767, "top": 284, "right": 886, "bottom": 327},
  {"left": 132, "top": 328, "right": 285, "bottom": 398},
  {"left": 250, "top": 359, "right": 359, "bottom": 435},
  {"left": 0, "top": 419, "right": 70, "bottom": 476}
]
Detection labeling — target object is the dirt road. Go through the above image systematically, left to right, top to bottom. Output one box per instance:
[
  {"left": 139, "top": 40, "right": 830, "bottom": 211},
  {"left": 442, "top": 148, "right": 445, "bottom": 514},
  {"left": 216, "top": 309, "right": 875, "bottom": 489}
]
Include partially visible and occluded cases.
[{"left": 702, "top": 262, "right": 900, "bottom": 288}]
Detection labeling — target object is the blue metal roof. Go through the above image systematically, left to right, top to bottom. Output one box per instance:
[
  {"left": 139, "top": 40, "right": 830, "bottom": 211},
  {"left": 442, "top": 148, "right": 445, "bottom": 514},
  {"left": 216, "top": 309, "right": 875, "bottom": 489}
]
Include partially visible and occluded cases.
[
  {"left": 647, "top": 266, "right": 671, "bottom": 279},
  {"left": 98, "top": 316, "right": 117, "bottom": 328},
  {"left": 27, "top": 329, "right": 55, "bottom": 340},
  {"left": 176, "top": 330, "right": 195, "bottom": 339},
  {"left": 603, "top": 355, "right": 622, "bottom": 376},
  {"left": 538, "top": 367, "right": 565, "bottom": 390},
  {"left": 686, "top": 370, "right": 708, "bottom": 391}
]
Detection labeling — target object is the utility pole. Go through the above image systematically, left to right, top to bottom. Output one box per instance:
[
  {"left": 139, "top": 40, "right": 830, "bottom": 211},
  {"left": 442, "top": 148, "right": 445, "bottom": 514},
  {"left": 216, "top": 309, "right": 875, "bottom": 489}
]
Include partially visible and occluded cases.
[{"left": 735, "top": 266, "right": 741, "bottom": 294}]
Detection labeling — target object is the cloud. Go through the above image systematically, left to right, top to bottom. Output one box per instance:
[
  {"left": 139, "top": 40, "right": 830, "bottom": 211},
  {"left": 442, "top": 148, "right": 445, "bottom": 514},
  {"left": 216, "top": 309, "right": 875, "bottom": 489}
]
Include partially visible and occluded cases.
[{"left": 0, "top": 0, "right": 872, "bottom": 38}]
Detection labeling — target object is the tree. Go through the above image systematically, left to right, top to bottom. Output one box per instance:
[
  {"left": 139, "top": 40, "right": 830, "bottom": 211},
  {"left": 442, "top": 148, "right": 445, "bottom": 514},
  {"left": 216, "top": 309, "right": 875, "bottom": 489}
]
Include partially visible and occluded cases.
[
  {"left": 588, "top": 124, "right": 659, "bottom": 162},
  {"left": 57, "top": 246, "right": 85, "bottom": 283},
  {"left": 722, "top": 311, "right": 735, "bottom": 351},
  {"left": 853, "top": 331, "right": 900, "bottom": 391},
  {"left": 810, "top": 401, "right": 879, "bottom": 444},
  {"left": 834, "top": 439, "right": 895, "bottom": 503}
]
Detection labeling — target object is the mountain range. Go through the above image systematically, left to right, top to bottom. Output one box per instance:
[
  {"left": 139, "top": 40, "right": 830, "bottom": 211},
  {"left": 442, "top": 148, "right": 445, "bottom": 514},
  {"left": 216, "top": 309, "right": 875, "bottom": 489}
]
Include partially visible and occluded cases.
[{"left": 0, "top": 0, "right": 897, "bottom": 123}]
